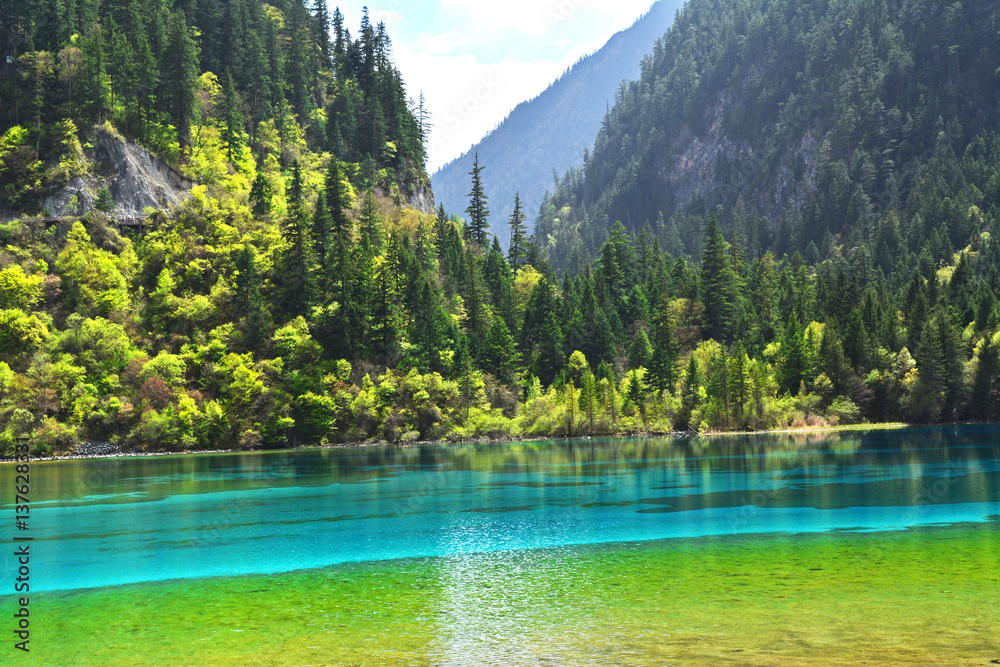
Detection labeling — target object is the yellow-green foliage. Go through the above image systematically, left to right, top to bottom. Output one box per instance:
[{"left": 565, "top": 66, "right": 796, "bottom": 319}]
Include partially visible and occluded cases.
[
  {"left": 0, "top": 126, "right": 44, "bottom": 205},
  {"left": 55, "top": 222, "right": 136, "bottom": 321},
  {"left": 0, "top": 264, "right": 45, "bottom": 309},
  {"left": 0, "top": 308, "right": 50, "bottom": 358}
]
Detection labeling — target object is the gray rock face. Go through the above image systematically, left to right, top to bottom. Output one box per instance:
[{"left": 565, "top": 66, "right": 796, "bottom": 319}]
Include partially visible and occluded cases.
[
  {"left": 43, "top": 125, "right": 193, "bottom": 219},
  {"left": 93, "top": 126, "right": 194, "bottom": 218},
  {"left": 42, "top": 175, "right": 97, "bottom": 217},
  {"left": 407, "top": 181, "right": 436, "bottom": 215}
]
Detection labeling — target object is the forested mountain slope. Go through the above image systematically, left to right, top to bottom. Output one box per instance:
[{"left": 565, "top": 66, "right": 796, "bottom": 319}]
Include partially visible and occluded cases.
[
  {"left": 1, "top": 0, "right": 431, "bottom": 215},
  {"left": 2, "top": 0, "right": 1000, "bottom": 458},
  {"left": 432, "top": 0, "right": 683, "bottom": 247},
  {"left": 538, "top": 0, "right": 1000, "bottom": 270}
]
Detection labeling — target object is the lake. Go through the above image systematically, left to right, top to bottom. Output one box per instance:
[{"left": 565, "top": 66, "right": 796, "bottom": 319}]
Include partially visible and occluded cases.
[{"left": 4, "top": 425, "right": 1000, "bottom": 665}]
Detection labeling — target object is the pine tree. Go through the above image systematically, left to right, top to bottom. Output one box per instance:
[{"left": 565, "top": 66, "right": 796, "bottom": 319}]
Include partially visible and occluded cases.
[
  {"left": 310, "top": 0, "right": 331, "bottom": 67},
  {"left": 162, "top": 10, "right": 199, "bottom": 144},
  {"left": 80, "top": 26, "right": 112, "bottom": 122},
  {"left": 133, "top": 32, "right": 159, "bottom": 138},
  {"left": 18, "top": 51, "right": 55, "bottom": 154},
  {"left": 219, "top": 69, "right": 245, "bottom": 164},
  {"left": 465, "top": 151, "right": 490, "bottom": 247},
  {"left": 325, "top": 157, "right": 353, "bottom": 302},
  {"left": 280, "top": 161, "right": 315, "bottom": 316},
  {"left": 250, "top": 173, "right": 272, "bottom": 216},
  {"left": 359, "top": 188, "right": 382, "bottom": 252},
  {"left": 312, "top": 191, "right": 330, "bottom": 292},
  {"left": 508, "top": 191, "right": 527, "bottom": 270},
  {"left": 434, "top": 203, "right": 449, "bottom": 256},
  {"left": 700, "top": 213, "right": 737, "bottom": 343},
  {"left": 234, "top": 243, "right": 270, "bottom": 351},
  {"left": 460, "top": 246, "right": 486, "bottom": 344},
  {"left": 370, "top": 257, "right": 401, "bottom": 365},
  {"left": 410, "top": 279, "right": 445, "bottom": 373},
  {"left": 532, "top": 312, "right": 565, "bottom": 386},
  {"left": 909, "top": 313, "right": 948, "bottom": 422},
  {"left": 780, "top": 314, "right": 807, "bottom": 395},
  {"left": 482, "top": 317, "right": 519, "bottom": 385},
  {"left": 628, "top": 328, "right": 652, "bottom": 369},
  {"left": 455, "top": 335, "right": 473, "bottom": 419},
  {"left": 969, "top": 335, "right": 1000, "bottom": 421},
  {"left": 647, "top": 339, "right": 678, "bottom": 396},
  {"left": 676, "top": 356, "right": 700, "bottom": 431},
  {"left": 580, "top": 368, "right": 597, "bottom": 434},
  {"left": 626, "top": 368, "right": 647, "bottom": 422}
]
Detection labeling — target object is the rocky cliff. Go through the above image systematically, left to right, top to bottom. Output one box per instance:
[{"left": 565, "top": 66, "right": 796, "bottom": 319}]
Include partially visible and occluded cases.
[{"left": 43, "top": 125, "right": 193, "bottom": 219}]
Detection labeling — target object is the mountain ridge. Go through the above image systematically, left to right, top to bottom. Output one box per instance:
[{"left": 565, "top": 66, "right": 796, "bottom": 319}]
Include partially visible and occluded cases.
[
  {"left": 431, "top": 0, "right": 684, "bottom": 246},
  {"left": 537, "top": 0, "right": 1000, "bottom": 272}
]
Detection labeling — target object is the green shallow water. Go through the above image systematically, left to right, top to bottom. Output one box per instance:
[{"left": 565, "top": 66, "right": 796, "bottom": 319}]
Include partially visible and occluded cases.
[{"left": 10, "top": 523, "right": 1000, "bottom": 666}]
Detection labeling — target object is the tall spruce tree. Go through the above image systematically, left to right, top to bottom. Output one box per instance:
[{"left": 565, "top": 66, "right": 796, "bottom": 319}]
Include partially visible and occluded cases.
[
  {"left": 162, "top": 10, "right": 198, "bottom": 144},
  {"left": 219, "top": 69, "right": 245, "bottom": 163},
  {"left": 465, "top": 151, "right": 490, "bottom": 247},
  {"left": 280, "top": 161, "right": 315, "bottom": 316},
  {"left": 508, "top": 191, "right": 527, "bottom": 270},
  {"left": 700, "top": 213, "right": 737, "bottom": 343}
]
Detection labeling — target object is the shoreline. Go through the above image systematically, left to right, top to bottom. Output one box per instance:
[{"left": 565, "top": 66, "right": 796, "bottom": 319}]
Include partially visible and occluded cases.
[{"left": 0, "top": 421, "right": 950, "bottom": 464}]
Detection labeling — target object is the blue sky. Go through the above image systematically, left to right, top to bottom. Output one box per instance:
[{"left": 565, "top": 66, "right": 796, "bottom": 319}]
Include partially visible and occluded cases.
[{"left": 337, "top": 1, "right": 658, "bottom": 172}]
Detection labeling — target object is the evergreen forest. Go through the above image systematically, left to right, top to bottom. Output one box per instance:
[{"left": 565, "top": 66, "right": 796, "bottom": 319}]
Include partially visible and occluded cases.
[{"left": 2, "top": 0, "right": 1000, "bottom": 456}]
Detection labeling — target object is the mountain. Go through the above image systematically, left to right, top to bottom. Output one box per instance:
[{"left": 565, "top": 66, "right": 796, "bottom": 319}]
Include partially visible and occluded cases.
[
  {"left": 431, "top": 0, "right": 684, "bottom": 246},
  {"left": 537, "top": 0, "right": 1000, "bottom": 272},
  {"left": 0, "top": 3, "right": 430, "bottom": 216}
]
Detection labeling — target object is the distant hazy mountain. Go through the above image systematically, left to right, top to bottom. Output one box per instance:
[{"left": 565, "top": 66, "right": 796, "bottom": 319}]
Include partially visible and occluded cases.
[
  {"left": 431, "top": 0, "right": 684, "bottom": 247},
  {"left": 536, "top": 0, "right": 1000, "bottom": 273}
]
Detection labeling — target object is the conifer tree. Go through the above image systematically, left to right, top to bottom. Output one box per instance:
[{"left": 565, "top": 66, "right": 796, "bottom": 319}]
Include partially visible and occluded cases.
[
  {"left": 162, "top": 10, "right": 198, "bottom": 144},
  {"left": 81, "top": 26, "right": 112, "bottom": 121},
  {"left": 18, "top": 51, "right": 55, "bottom": 153},
  {"left": 220, "top": 69, "right": 245, "bottom": 163},
  {"left": 465, "top": 151, "right": 490, "bottom": 247},
  {"left": 325, "top": 158, "right": 352, "bottom": 297},
  {"left": 280, "top": 161, "right": 315, "bottom": 316},
  {"left": 250, "top": 173, "right": 272, "bottom": 217},
  {"left": 359, "top": 188, "right": 382, "bottom": 252},
  {"left": 312, "top": 191, "right": 330, "bottom": 291},
  {"left": 508, "top": 191, "right": 527, "bottom": 270},
  {"left": 434, "top": 203, "right": 449, "bottom": 256},
  {"left": 700, "top": 213, "right": 737, "bottom": 343},
  {"left": 234, "top": 243, "right": 270, "bottom": 351},
  {"left": 370, "top": 257, "right": 401, "bottom": 365},
  {"left": 780, "top": 314, "right": 807, "bottom": 395},
  {"left": 482, "top": 317, "right": 519, "bottom": 385},
  {"left": 628, "top": 328, "right": 652, "bottom": 368},
  {"left": 647, "top": 335, "right": 678, "bottom": 396},
  {"left": 969, "top": 335, "right": 1000, "bottom": 421},
  {"left": 676, "top": 356, "right": 700, "bottom": 431},
  {"left": 580, "top": 368, "right": 597, "bottom": 434},
  {"left": 626, "top": 368, "right": 647, "bottom": 421}
]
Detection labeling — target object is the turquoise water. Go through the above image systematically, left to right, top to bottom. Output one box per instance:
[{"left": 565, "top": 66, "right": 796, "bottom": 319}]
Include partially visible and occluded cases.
[{"left": 5, "top": 425, "right": 1000, "bottom": 592}]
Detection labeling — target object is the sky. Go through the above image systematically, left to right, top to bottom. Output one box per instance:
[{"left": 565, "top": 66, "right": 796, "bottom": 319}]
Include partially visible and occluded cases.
[{"left": 337, "top": 1, "right": 657, "bottom": 173}]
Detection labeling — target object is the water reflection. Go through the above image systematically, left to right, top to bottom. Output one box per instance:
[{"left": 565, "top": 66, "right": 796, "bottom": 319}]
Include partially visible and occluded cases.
[
  {"left": 3, "top": 424, "right": 999, "bottom": 591},
  {"left": 431, "top": 549, "right": 582, "bottom": 665}
]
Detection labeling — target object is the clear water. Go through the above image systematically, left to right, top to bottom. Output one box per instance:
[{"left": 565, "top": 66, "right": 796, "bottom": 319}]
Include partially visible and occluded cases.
[{"left": 6, "top": 424, "right": 1000, "bottom": 593}]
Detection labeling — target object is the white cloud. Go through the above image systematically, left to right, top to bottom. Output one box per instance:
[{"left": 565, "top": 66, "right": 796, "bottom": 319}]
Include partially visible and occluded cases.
[
  {"left": 349, "top": 0, "right": 663, "bottom": 171},
  {"left": 439, "top": 0, "right": 657, "bottom": 39},
  {"left": 440, "top": 0, "right": 555, "bottom": 37},
  {"left": 369, "top": 9, "right": 403, "bottom": 26},
  {"left": 415, "top": 30, "right": 472, "bottom": 55},
  {"left": 396, "top": 46, "right": 568, "bottom": 171}
]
